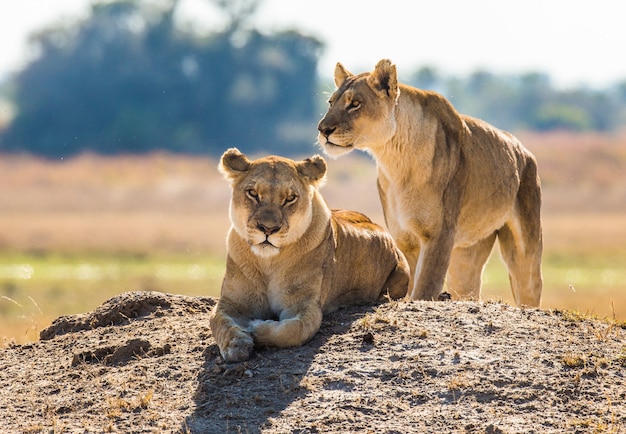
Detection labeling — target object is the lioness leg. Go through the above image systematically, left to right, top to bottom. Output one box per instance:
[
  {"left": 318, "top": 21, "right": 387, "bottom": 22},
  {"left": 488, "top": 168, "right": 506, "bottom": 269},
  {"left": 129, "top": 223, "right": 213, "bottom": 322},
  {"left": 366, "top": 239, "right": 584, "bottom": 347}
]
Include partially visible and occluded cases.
[
  {"left": 497, "top": 163, "right": 543, "bottom": 307},
  {"left": 498, "top": 221, "right": 543, "bottom": 307},
  {"left": 410, "top": 231, "right": 456, "bottom": 301},
  {"left": 446, "top": 232, "right": 497, "bottom": 300},
  {"left": 394, "top": 240, "right": 420, "bottom": 298},
  {"left": 209, "top": 299, "right": 254, "bottom": 363},
  {"left": 251, "top": 303, "right": 323, "bottom": 348}
]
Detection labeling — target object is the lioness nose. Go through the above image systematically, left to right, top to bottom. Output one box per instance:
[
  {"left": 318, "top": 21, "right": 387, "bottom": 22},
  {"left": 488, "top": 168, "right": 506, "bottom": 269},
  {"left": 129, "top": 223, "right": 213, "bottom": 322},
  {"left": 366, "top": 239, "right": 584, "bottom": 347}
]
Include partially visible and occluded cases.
[
  {"left": 319, "top": 126, "right": 336, "bottom": 138},
  {"left": 257, "top": 223, "right": 281, "bottom": 236}
]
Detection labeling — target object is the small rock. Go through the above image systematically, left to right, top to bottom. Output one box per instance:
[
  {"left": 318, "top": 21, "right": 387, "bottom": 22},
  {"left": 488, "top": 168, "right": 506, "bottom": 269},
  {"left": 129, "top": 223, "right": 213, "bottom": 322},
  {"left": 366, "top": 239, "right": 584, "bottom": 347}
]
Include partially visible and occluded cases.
[
  {"left": 438, "top": 292, "right": 452, "bottom": 301},
  {"left": 361, "top": 332, "right": 375, "bottom": 345}
]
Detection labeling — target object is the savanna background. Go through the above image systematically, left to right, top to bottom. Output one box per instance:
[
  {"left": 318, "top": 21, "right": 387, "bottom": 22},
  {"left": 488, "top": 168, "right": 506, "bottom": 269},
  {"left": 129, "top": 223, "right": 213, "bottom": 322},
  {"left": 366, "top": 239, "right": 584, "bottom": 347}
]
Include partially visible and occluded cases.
[{"left": 1, "top": 0, "right": 626, "bottom": 345}]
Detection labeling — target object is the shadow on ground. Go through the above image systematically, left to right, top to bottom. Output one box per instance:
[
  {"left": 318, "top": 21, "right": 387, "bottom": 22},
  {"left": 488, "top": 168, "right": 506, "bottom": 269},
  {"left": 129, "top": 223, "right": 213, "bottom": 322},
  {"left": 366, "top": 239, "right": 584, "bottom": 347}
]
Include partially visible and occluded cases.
[{"left": 185, "top": 308, "right": 371, "bottom": 433}]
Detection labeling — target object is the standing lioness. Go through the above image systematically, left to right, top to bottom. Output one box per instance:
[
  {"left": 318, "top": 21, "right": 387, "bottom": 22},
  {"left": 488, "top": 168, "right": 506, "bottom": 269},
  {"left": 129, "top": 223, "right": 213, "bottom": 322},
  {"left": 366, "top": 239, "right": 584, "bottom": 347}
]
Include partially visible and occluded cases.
[
  {"left": 317, "top": 59, "right": 543, "bottom": 307},
  {"left": 210, "top": 148, "right": 409, "bottom": 362}
]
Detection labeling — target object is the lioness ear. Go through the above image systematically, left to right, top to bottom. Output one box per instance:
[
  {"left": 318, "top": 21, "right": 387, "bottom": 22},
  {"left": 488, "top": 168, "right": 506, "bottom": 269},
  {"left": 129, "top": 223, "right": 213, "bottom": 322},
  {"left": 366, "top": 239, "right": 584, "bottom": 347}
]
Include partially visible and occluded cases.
[
  {"left": 367, "top": 59, "right": 399, "bottom": 102},
  {"left": 334, "top": 62, "right": 353, "bottom": 88},
  {"left": 219, "top": 147, "right": 251, "bottom": 181},
  {"left": 297, "top": 155, "right": 327, "bottom": 186}
]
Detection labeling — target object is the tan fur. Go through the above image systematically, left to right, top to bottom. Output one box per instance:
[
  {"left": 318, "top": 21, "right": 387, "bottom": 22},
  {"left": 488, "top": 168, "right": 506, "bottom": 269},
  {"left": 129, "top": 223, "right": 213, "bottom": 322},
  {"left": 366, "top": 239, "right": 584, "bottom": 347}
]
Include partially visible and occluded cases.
[
  {"left": 318, "top": 59, "right": 543, "bottom": 307},
  {"left": 210, "top": 148, "right": 409, "bottom": 362}
]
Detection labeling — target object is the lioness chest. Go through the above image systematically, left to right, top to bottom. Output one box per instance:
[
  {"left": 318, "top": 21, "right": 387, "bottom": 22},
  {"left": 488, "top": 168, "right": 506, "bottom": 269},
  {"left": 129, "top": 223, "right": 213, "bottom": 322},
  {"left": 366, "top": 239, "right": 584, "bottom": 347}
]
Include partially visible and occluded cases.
[{"left": 256, "top": 253, "right": 326, "bottom": 318}]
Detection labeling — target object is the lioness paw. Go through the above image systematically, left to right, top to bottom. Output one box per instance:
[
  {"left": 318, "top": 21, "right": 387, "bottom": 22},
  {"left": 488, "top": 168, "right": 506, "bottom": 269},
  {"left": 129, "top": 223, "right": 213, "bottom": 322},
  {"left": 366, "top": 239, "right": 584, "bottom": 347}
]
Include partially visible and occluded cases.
[
  {"left": 250, "top": 318, "right": 315, "bottom": 348},
  {"left": 249, "top": 319, "right": 275, "bottom": 336},
  {"left": 250, "top": 319, "right": 282, "bottom": 346},
  {"left": 221, "top": 332, "right": 253, "bottom": 363}
]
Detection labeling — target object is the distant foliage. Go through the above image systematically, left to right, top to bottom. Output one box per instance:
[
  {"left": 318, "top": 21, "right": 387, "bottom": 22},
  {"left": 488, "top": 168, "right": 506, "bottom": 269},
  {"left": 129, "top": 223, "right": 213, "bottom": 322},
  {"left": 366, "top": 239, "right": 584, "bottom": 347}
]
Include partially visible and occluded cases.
[
  {"left": 0, "top": 0, "right": 322, "bottom": 157},
  {"left": 2, "top": 0, "right": 626, "bottom": 157},
  {"left": 409, "top": 68, "right": 626, "bottom": 133}
]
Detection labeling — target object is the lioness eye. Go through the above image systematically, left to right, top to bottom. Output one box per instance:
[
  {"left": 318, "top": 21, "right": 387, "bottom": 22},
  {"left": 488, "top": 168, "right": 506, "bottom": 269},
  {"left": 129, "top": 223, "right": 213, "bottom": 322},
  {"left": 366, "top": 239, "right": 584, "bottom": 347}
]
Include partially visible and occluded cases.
[
  {"left": 348, "top": 100, "right": 361, "bottom": 111},
  {"left": 246, "top": 189, "right": 259, "bottom": 202},
  {"left": 284, "top": 194, "right": 297, "bottom": 205}
]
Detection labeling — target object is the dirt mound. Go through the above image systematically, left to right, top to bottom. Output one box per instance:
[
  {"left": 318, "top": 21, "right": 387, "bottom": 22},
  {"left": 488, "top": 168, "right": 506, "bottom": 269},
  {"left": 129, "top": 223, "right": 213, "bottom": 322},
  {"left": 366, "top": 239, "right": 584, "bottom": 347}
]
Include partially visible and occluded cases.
[
  {"left": 0, "top": 291, "right": 624, "bottom": 433},
  {"left": 40, "top": 291, "right": 214, "bottom": 339}
]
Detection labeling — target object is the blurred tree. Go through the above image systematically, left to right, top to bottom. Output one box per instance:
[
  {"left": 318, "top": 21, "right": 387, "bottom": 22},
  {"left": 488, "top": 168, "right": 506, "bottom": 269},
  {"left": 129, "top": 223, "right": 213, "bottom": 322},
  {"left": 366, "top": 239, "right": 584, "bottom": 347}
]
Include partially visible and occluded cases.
[
  {"left": 0, "top": 0, "right": 323, "bottom": 157},
  {"left": 2, "top": 0, "right": 625, "bottom": 157},
  {"left": 214, "top": 0, "right": 259, "bottom": 33},
  {"left": 410, "top": 66, "right": 443, "bottom": 93},
  {"left": 406, "top": 67, "right": 623, "bottom": 133},
  {"left": 613, "top": 80, "right": 626, "bottom": 126},
  {"left": 531, "top": 103, "right": 592, "bottom": 131}
]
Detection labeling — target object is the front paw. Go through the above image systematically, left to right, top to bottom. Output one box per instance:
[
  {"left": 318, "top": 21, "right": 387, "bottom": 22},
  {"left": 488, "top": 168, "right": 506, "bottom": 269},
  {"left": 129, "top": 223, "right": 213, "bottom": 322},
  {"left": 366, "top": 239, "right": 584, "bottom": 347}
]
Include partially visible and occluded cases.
[
  {"left": 250, "top": 318, "right": 312, "bottom": 348},
  {"left": 248, "top": 319, "right": 278, "bottom": 344},
  {"left": 249, "top": 319, "right": 278, "bottom": 346},
  {"left": 221, "top": 331, "right": 254, "bottom": 363}
]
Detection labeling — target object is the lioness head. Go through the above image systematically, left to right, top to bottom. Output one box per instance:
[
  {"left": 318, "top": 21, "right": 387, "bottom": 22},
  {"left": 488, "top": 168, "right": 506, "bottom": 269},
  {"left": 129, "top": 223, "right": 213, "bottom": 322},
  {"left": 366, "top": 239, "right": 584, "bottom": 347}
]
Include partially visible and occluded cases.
[
  {"left": 317, "top": 59, "right": 400, "bottom": 157},
  {"left": 219, "top": 148, "right": 327, "bottom": 258}
]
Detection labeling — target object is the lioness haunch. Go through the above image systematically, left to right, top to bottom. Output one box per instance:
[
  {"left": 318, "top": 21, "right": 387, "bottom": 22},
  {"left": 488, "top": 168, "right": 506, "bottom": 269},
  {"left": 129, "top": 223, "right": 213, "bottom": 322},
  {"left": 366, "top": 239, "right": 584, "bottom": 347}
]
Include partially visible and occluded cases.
[
  {"left": 318, "top": 59, "right": 543, "bottom": 307},
  {"left": 210, "top": 148, "right": 409, "bottom": 362}
]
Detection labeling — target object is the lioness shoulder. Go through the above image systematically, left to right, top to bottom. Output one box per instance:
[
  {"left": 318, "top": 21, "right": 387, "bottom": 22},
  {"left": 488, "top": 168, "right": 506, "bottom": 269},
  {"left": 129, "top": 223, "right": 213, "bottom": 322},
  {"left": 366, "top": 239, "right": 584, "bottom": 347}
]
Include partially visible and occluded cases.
[{"left": 210, "top": 148, "right": 409, "bottom": 362}]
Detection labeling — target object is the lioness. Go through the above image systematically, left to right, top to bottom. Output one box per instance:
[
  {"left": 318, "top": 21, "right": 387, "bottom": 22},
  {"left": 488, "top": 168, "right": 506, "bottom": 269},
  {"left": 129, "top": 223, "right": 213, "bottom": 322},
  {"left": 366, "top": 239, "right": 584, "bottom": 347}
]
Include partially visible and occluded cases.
[
  {"left": 317, "top": 59, "right": 543, "bottom": 307},
  {"left": 210, "top": 148, "right": 409, "bottom": 362}
]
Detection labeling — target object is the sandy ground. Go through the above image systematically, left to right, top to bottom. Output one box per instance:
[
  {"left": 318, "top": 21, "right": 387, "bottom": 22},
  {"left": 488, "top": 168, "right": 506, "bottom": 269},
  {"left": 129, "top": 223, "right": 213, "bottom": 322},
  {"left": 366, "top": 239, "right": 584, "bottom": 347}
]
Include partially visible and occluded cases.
[{"left": 0, "top": 291, "right": 624, "bottom": 433}]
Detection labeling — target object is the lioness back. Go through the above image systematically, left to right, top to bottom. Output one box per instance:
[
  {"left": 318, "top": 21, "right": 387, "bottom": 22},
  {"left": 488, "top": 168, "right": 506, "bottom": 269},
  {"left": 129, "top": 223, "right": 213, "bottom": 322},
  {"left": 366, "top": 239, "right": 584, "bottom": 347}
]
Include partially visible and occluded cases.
[
  {"left": 326, "top": 209, "right": 409, "bottom": 310},
  {"left": 332, "top": 209, "right": 380, "bottom": 229}
]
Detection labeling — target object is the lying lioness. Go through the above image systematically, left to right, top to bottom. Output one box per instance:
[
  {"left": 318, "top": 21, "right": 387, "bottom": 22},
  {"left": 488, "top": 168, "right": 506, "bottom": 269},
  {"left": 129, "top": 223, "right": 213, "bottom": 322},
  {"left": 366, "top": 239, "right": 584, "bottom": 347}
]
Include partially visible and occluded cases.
[{"left": 210, "top": 148, "right": 409, "bottom": 362}]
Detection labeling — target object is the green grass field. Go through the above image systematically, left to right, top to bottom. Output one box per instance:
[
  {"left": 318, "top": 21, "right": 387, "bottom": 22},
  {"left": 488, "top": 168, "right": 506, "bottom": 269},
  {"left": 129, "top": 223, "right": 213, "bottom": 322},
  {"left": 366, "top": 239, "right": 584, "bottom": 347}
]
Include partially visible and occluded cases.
[
  {"left": 2, "top": 249, "right": 624, "bottom": 345},
  {"left": 482, "top": 251, "right": 626, "bottom": 321},
  {"left": 0, "top": 252, "right": 225, "bottom": 344}
]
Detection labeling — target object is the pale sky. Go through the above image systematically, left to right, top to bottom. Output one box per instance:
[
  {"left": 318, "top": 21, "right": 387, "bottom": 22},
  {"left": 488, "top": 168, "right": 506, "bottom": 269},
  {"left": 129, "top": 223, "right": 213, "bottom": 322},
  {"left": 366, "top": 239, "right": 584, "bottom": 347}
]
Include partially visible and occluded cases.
[{"left": 1, "top": 0, "right": 625, "bottom": 88}]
